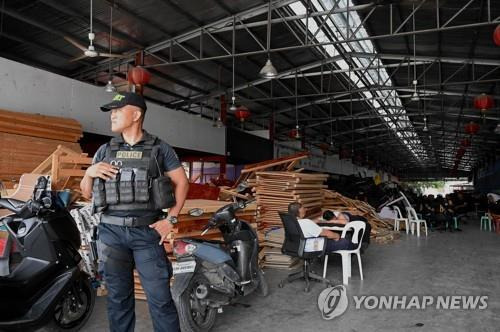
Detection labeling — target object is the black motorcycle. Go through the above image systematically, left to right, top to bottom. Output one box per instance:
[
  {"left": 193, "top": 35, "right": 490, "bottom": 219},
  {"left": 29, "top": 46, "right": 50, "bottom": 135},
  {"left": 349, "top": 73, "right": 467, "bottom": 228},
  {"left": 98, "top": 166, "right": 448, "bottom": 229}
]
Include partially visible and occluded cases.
[
  {"left": 0, "top": 176, "right": 95, "bottom": 331},
  {"left": 171, "top": 199, "right": 268, "bottom": 332}
]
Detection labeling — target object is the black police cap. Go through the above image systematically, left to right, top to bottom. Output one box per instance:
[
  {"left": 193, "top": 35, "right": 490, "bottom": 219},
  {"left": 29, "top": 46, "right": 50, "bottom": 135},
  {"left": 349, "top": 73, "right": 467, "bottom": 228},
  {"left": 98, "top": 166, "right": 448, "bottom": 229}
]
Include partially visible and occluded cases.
[{"left": 100, "top": 92, "right": 147, "bottom": 112}]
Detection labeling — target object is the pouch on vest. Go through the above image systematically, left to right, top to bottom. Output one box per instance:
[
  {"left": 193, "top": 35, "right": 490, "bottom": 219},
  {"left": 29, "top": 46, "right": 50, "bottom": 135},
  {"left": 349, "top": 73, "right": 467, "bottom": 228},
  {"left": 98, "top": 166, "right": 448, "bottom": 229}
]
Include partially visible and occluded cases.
[
  {"left": 119, "top": 168, "right": 134, "bottom": 203},
  {"left": 134, "top": 168, "right": 149, "bottom": 203},
  {"left": 105, "top": 174, "right": 120, "bottom": 205},
  {"left": 152, "top": 176, "right": 176, "bottom": 209},
  {"left": 92, "top": 178, "right": 106, "bottom": 207}
]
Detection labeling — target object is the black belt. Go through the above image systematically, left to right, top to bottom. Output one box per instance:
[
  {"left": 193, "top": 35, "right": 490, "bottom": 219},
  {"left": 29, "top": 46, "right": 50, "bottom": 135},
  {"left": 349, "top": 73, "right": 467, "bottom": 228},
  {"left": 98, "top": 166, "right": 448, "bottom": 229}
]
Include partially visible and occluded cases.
[{"left": 100, "top": 214, "right": 157, "bottom": 227}]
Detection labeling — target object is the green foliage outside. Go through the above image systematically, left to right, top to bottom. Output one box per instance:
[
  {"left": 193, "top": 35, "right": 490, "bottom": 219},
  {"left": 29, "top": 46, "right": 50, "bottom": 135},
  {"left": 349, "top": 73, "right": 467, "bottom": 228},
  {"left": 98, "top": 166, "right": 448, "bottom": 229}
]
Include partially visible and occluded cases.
[{"left": 403, "top": 181, "right": 445, "bottom": 195}]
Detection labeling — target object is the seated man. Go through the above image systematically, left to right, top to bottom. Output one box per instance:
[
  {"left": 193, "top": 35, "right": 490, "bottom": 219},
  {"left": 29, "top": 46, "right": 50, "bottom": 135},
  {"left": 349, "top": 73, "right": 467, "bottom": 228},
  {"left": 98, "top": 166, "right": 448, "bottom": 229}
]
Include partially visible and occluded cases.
[
  {"left": 452, "top": 192, "right": 469, "bottom": 222},
  {"left": 287, "top": 202, "right": 355, "bottom": 252}
]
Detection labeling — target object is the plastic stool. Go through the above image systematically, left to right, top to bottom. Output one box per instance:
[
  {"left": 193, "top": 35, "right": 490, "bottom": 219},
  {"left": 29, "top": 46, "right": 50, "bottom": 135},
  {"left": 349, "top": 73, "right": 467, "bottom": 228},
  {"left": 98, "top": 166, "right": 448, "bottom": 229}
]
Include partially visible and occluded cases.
[{"left": 480, "top": 215, "right": 492, "bottom": 231}]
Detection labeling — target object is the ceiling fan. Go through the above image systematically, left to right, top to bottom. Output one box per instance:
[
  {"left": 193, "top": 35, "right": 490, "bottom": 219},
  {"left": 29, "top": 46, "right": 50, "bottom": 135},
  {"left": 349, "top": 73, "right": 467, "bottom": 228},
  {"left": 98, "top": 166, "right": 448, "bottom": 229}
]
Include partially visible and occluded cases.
[{"left": 65, "top": 0, "right": 128, "bottom": 62}]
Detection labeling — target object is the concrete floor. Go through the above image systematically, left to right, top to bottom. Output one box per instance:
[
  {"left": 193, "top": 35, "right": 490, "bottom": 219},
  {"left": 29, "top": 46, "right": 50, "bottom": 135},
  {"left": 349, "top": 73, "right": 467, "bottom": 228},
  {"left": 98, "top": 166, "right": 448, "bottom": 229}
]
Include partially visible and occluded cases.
[{"left": 82, "top": 218, "right": 500, "bottom": 332}]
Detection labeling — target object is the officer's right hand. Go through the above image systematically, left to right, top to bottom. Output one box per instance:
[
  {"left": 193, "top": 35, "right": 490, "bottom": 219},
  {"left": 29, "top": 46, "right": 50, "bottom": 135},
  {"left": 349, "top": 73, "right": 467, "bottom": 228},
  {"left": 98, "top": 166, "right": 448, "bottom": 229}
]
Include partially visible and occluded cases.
[{"left": 85, "top": 162, "right": 119, "bottom": 180}]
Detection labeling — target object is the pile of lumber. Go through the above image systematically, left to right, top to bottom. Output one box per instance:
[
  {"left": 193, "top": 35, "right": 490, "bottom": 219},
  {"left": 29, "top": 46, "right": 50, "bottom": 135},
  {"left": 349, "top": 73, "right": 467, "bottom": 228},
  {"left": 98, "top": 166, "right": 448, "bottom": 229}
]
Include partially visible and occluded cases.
[
  {"left": 0, "top": 109, "right": 82, "bottom": 189},
  {"left": 234, "top": 151, "right": 309, "bottom": 189},
  {"left": 254, "top": 171, "right": 328, "bottom": 269},
  {"left": 255, "top": 172, "right": 328, "bottom": 226},
  {"left": 322, "top": 189, "right": 397, "bottom": 243},
  {"left": 134, "top": 199, "right": 257, "bottom": 300},
  {"left": 259, "top": 228, "right": 301, "bottom": 270}
]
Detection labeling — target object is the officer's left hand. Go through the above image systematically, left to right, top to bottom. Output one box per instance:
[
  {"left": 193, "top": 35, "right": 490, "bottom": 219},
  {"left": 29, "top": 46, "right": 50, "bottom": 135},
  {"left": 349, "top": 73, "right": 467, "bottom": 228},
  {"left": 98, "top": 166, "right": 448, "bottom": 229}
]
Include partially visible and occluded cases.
[{"left": 150, "top": 219, "right": 174, "bottom": 245}]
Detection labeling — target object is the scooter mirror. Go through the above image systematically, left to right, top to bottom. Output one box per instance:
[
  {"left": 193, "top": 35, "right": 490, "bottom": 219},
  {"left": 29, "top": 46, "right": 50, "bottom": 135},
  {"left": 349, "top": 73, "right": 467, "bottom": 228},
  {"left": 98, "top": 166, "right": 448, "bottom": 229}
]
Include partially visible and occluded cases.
[
  {"left": 236, "top": 181, "right": 249, "bottom": 193},
  {"left": 188, "top": 208, "right": 204, "bottom": 217}
]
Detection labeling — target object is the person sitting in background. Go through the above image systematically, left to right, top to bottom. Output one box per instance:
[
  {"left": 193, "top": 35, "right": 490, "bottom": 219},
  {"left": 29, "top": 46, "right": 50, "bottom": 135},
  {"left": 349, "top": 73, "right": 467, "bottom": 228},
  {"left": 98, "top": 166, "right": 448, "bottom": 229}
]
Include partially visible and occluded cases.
[
  {"left": 452, "top": 192, "right": 469, "bottom": 223},
  {"left": 487, "top": 193, "right": 500, "bottom": 235},
  {"left": 415, "top": 195, "right": 425, "bottom": 215},
  {"left": 421, "top": 195, "right": 435, "bottom": 225},
  {"left": 432, "top": 195, "right": 448, "bottom": 231},
  {"left": 287, "top": 202, "right": 355, "bottom": 252},
  {"left": 321, "top": 210, "right": 349, "bottom": 225},
  {"left": 322, "top": 210, "right": 371, "bottom": 253}
]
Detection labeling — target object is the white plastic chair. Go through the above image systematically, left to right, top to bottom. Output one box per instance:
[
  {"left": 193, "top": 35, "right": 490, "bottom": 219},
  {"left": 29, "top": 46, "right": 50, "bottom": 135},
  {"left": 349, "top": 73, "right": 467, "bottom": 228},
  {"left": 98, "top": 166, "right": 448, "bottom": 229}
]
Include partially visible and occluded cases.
[
  {"left": 393, "top": 206, "right": 409, "bottom": 234},
  {"left": 407, "top": 207, "right": 428, "bottom": 237},
  {"left": 322, "top": 220, "right": 366, "bottom": 285}
]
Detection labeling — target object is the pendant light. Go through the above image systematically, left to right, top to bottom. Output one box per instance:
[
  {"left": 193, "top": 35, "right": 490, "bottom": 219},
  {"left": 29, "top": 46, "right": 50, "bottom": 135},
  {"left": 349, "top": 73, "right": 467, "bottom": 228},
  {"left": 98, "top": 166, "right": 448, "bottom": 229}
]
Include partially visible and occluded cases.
[
  {"left": 259, "top": 1, "right": 278, "bottom": 78},
  {"left": 410, "top": 3, "right": 419, "bottom": 102},
  {"left": 104, "top": 5, "right": 116, "bottom": 93},
  {"left": 230, "top": 51, "right": 237, "bottom": 112},
  {"left": 260, "top": 59, "right": 278, "bottom": 78},
  {"left": 422, "top": 64, "right": 429, "bottom": 132},
  {"left": 214, "top": 66, "right": 225, "bottom": 128},
  {"left": 294, "top": 71, "right": 300, "bottom": 139},
  {"left": 104, "top": 80, "right": 116, "bottom": 93},
  {"left": 212, "top": 98, "right": 224, "bottom": 128},
  {"left": 329, "top": 99, "right": 334, "bottom": 147},
  {"left": 422, "top": 116, "right": 429, "bottom": 132}
]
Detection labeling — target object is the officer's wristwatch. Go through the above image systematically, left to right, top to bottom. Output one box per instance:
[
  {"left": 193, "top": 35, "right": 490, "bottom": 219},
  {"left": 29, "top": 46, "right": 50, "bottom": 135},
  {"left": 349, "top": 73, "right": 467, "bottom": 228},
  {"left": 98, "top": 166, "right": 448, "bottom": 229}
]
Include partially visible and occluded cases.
[{"left": 166, "top": 215, "right": 178, "bottom": 225}]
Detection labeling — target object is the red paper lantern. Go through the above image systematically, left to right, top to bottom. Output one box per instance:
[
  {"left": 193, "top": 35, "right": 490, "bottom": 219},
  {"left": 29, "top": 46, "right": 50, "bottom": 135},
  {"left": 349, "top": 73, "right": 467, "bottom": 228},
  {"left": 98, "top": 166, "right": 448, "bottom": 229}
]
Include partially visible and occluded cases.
[
  {"left": 494, "top": 25, "right": 500, "bottom": 46},
  {"left": 128, "top": 66, "right": 151, "bottom": 85},
  {"left": 474, "top": 93, "right": 494, "bottom": 112},
  {"left": 234, "top": 106, "right": 251, "bottom": 122},
  {"left": 464, "top": 122, "right": 480, "bottom": 135},
  {"left": 460, "top": 138, "right": 471, "bottom": 147}
]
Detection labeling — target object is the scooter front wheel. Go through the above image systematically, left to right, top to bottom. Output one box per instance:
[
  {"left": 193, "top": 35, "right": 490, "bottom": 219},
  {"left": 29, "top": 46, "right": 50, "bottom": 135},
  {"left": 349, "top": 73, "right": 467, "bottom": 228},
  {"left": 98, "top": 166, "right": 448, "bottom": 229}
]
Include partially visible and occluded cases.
[
  {"left": 44, "top": 273, "right": 96, "bottom": 331},
  {"left": 177, "top": 274, "right": 217, "bottom": 332}
]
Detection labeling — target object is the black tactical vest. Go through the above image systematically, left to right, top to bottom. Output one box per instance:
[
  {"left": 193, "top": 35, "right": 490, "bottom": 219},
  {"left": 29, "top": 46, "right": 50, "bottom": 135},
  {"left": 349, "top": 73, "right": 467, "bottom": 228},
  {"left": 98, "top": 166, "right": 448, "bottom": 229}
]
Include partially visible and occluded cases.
[{"left": 92, "top": 134, "right": 175, "bottom": 213}]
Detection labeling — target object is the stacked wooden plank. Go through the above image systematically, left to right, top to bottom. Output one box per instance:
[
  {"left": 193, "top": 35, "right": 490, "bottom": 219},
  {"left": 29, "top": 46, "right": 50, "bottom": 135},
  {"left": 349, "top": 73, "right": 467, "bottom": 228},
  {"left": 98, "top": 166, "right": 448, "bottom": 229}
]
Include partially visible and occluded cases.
[
  {"left": 0, "top": 109, "right": 83, "bottom": 189},
  {"left": 0, "top": 109, "right": 82, "bottom": 141},
  {"left": 233, "top": 151, "right": 309, "bottom": 189},
  {"left": 254, "top": 171, "right": 328, "bottom": 269},
  {"left": 255, "top": 172, "right": 328, "bottom": 226},
  {"left": 321, "top": 189, "right": 398, "bottom": 243},
  {"left": 134, "top": 199, "right": 257, "bottom": 300},
  {"left": 259, "top": 228, "right": 301, "bottom": 270}
]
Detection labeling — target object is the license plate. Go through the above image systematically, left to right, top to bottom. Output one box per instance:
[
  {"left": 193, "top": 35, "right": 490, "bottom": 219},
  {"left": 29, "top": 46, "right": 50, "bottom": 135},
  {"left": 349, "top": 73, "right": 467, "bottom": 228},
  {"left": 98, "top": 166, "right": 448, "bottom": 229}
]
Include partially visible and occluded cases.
[{"left": 172, "top": 260, "right": 196, "bottom": 275}]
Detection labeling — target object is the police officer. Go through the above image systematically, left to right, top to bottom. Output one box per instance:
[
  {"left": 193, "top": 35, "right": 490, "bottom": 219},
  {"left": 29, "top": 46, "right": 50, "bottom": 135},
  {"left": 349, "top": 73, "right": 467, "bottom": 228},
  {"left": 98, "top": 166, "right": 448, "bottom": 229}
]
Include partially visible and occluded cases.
[{"left": 80, "top": 92, "right": 189, "bottom": 332}]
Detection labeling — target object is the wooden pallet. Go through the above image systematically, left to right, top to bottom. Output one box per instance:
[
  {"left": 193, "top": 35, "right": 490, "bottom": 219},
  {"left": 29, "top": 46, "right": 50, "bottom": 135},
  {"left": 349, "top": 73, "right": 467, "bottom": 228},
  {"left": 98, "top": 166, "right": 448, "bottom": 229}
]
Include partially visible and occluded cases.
[
  {"left": 31, "top": 145, "right": 92, "bottom": 193},
  {"left": 233, "top": 151, "right": 309, "bottom": 189}
]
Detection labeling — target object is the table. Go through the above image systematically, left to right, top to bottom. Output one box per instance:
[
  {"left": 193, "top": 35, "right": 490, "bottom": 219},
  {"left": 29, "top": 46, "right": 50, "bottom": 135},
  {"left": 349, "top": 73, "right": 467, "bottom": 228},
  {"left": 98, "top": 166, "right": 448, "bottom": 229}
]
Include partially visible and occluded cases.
[{"left": 318, "top": 222, "right": 347, "bottom": 232}]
